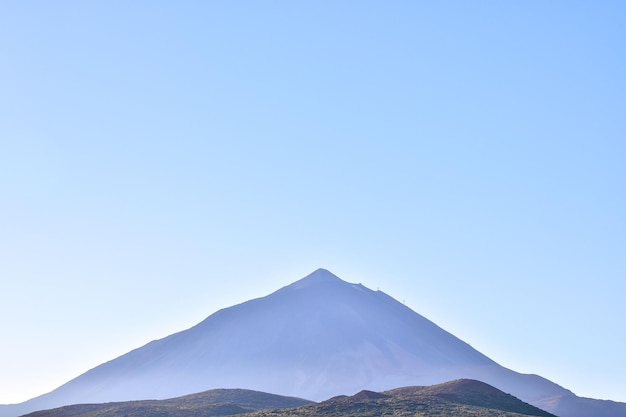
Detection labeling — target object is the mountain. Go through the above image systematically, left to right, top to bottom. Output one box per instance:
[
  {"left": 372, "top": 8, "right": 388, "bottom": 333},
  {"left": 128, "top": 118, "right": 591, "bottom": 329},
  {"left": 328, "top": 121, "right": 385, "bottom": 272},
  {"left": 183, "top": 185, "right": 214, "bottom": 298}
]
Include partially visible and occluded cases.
[
  {"left": 3, "top": 269, "right": 625, "bottom": 417},
  {"left": 257, "top": 379, "right": 558, "bottom": 417},
  {"left": 21, "top": 380, "right": 556, "bottom": 417},
  {"left": 21, "top": 388, "right": 312, "bottom": 417}
]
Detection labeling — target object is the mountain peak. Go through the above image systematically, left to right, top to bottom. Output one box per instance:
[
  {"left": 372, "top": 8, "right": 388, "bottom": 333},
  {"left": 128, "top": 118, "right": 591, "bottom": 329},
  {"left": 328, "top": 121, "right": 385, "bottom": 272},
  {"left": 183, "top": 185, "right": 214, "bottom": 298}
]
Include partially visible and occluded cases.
[
  {"left": 285, "top": 268, "right": 346, "bottom": 290},
  {"left": 307, "top": 268, "right": 342, "bottom": 280}
]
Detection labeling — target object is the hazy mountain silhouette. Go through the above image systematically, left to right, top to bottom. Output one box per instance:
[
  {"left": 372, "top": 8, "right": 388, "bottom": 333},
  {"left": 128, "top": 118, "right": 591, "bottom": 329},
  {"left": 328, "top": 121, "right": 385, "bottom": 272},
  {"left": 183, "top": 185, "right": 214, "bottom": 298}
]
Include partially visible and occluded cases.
[{"left": 2, "top": 269, "right": 625, "bottom": 417}]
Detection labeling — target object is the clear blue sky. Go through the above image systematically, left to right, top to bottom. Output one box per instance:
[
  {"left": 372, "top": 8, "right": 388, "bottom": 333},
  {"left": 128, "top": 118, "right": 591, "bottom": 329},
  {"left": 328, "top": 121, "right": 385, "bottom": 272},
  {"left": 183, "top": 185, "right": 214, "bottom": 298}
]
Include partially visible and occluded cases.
[{"left": 1, "top": 1, "right": 625, "bottom": 405}]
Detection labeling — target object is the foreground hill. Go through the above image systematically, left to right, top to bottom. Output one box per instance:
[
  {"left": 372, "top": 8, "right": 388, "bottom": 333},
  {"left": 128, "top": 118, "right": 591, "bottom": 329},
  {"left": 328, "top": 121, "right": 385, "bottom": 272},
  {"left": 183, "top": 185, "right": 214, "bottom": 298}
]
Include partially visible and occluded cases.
[
  {"left": 3, "top": 269, "right": 626, "bottom": 417},
  {"left": 254, "top": 379, "right": 557, "bottom": 417},
  {"left": 22, "top": 380, "right": 554, "bottom": 417},
  {"left": 21, "top": 389, "right": 312, "bottom": 417}
]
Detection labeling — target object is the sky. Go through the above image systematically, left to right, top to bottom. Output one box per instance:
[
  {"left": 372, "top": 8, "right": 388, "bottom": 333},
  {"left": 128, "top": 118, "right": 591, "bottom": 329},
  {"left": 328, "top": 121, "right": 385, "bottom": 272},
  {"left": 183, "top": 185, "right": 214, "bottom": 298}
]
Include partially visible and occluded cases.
[{"left": 1, "top": 0, "right": 625, "bottom": 406}]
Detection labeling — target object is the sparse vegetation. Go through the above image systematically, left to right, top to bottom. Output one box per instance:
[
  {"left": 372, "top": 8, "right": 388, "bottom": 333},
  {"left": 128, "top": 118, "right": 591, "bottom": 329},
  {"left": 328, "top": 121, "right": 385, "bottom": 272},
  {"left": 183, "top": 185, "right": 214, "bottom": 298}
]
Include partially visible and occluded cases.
[
  {"left": 252, "top": 379, "right": 555, "bottom": 417},
  {"left": 20, "top": 380, "right": 555, "bottom": 417},
  {"left": 20, "top": 389, "right": 311, "bottom": 417}
]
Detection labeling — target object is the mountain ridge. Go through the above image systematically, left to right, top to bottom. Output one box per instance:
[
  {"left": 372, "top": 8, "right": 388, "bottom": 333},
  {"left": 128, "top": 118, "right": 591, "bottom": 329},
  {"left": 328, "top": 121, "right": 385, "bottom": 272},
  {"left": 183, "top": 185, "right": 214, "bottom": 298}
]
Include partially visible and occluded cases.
[
  {"left": 256, "top": 379, "right": 557, "bottom": 417},
  {"left": 19, "top": 380, "right": 556, "bottom": 417},
  {"left": 20, "top": 388, "right": 312, "bottom": 417}
]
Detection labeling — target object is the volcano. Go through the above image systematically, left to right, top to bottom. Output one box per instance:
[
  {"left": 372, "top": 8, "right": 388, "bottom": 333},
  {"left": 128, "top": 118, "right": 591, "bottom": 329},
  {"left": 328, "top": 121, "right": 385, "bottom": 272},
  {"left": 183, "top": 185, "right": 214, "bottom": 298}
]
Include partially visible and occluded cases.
[{"left": 3, "top": 269, "right": 625, "bottom": 417}]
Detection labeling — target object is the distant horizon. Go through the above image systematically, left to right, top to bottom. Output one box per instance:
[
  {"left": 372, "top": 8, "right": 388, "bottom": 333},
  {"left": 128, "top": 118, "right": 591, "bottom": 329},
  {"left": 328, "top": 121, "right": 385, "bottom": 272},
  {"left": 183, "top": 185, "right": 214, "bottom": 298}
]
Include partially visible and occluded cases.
[{"left": 2, "top": 1, "right": 625, "bottom": 406}]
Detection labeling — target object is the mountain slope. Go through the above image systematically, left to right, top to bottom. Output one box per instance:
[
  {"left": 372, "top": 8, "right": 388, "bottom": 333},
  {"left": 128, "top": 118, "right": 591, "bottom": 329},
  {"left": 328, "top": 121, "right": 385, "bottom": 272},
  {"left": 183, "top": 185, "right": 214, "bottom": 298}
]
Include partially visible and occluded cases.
[
  {"left": 3, "top": 269, "right": 625, "bottom": 417},
  {"left": 251, "top": 379, "right": 556, "bottom": 417},
  {"left": 385, "top": 379, "right": 555, "bottom": 417},
  {"left": 22, "top": 380, "right": 555, "bottom": 417},
  {"left": 21, "top": 389, "right": 311, "bottom": 417}
]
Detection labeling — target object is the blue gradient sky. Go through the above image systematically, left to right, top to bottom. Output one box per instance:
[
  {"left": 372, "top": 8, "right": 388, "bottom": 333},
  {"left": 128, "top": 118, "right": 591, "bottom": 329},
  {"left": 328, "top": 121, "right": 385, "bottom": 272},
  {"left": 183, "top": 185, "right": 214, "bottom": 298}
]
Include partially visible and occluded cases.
[{"left": 1, "top": 1, "right": 625, "bottom": 405}]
